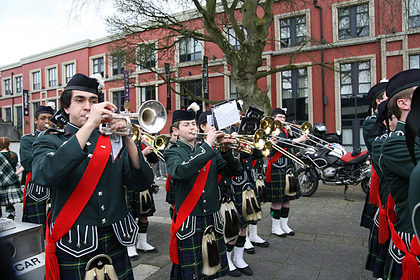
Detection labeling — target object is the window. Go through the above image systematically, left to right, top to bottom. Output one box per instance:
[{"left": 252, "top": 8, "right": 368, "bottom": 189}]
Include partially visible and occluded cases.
[
  {"left": 409, "top": 0, "right": 420, "bottom": 29},
  {"left": 338, "top": 3, "right": 369, "bottom": 40},
  {"left": 280, "top": 15, "right": 306, "bottom": 48},
  {"left": 228, "top": 27, "right": 248, "bottom": 50},
  {"left": 179, "top": 38, "right": 202, "bottom": 63},
  {"left": 138, "top": 44, "right": 156, "bottom": 69},
  {"left": 410, "top": 54, "right": 420, "bottom": 69},
  {"left": 112, "top": 56, "right": 125, "bottom": 76},
  {"left": 93, "top": 57, "right": 104, "bottom": 77},
  {"left": 340, "top": 61, "right": 371, "bottom": 151},
  {"left": 65, "top": 63, "right": 75, "bottom": 83},
  {"left": 48, "top": 68, "right": 57, "bottom": 87},
  {"left": 281, "top": 68, "right": 308, "bottom": 123},
  {"left": 33, "top": 71, "right": 41, "bottom": 90},
  {"left": 15, "top": 76, "right": 22, "bottom": 93},
  {"left": 4, "top": 79, "right": 12, "bottom": 95},
  {"left": 230, "top": 79, "right": 239, "bottom": 100},
  {"left": 180, "top": 80, "right": 205, "bottom": 111},
  {"left": 141, "top": 86, "right": 156, "bottom": 103},
  {"left": 113, "top": 91, "right": 125, "bottom": 112},
  {"left": 33, "top": 102, "right": 40, "bottom": 116},
  {"left": 16, "top": 106, "right": 22, "bottom": 132},
  {"left": 5, "top": 108, "right": 12, "bottom": 122}
]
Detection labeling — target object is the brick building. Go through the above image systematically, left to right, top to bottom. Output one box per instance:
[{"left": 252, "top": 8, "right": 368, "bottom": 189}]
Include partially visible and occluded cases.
[{"left": 1, "top": 0, "right": 419, "bottom": 151}]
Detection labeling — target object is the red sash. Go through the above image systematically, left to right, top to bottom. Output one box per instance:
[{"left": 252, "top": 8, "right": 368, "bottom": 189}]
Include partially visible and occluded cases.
[
  {"left": 265, "top": 128, "right": 288, "bottom": 183},
  {"left": 45, "top": 135, "right": 111, "bottom": 280},
  {"left": 169, "top": 159, "right": 212, "bottom": 264},
  {"left": 369, "top": 165, "right": 381, "bottom": 208},
  {"left": 22, "top": 171, "right": 32, "bottom": 211},
  {"left": 165, "top": 174, "right": 172, "bottom": 192},
  {"left": 386, "top": 195, "right": 420, "bottom": 280}
]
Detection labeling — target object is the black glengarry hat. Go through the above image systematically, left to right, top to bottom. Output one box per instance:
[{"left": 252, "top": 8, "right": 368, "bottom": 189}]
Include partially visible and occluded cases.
[
  {"left": 386, "top": 69, "right": 420, "bottom": 100},
  {"left": 65, "top": 73, "right": 104, "bottom": 95},
  {"left": 367, "top": 81, "right": 388, "bottom": 109},
  {"left": 172, "top": 102, "right": 199, "bottom": 124},
  {"left": 35, "top": 105, "right": 54, "bottom": 118},
  {"left": 272, "top": 107, "right": 287, "bottom": 116},
  {"left": 198, "top": 111, "right": 212, "bottom": 125}
]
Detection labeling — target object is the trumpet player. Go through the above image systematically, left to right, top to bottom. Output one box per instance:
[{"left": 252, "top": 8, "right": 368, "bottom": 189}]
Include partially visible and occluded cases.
[
  {"left": 31, "top": 73, "right": 154, "bottom": 280},
  {"left": 20, "top": 104, "right": 54, "bottom": 234},
  {"left": 164, "top": 104, "right": 243, "bottom": 280},
  {"left": 266, "top": 108, "right": 308, "bottom": 237},
  {"left": 125, "top": 121, "right": 159, "bottom": 260}
]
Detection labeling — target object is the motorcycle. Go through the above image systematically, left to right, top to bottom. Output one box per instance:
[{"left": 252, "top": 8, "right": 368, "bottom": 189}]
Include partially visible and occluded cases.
[{"left": 296, "top": 142, "right": 371, "bottom": 200}]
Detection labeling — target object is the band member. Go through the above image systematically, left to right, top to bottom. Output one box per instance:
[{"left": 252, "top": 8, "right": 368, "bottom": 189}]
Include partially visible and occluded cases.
[
  {"left": 379, "top": 69, "right": 420, "bottom": 279},
  {"left": 31, "top": 73, "right": 154, "bottom": 280},
  {"left": 20, "top": 104, "right": 54, "bottom": 233},
  {"left": 164, "top": 105, "right": 242, "bottom": 280},
  {"left": 266, "top": 108, "right": 308, "bottom": 237},
  {"left": 126, "top": 121, "right": 159, "bottom": 260},
  {"left": 166, "top": 126, "right": 178, "bottom": 218},
  {"left": 0, "top": 137, "right": 23, "bottom": 220}
]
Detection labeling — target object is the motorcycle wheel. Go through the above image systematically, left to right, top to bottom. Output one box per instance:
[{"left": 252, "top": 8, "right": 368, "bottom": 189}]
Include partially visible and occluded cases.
[
  {"left": 298, "top": 168, "right": 319, "bottom": 197},
  {"left": 361, "top": 177, "right": 369, "bottom": 194}
]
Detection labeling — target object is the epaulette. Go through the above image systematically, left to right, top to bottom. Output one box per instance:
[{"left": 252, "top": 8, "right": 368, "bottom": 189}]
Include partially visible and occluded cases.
[
  {"left": 365, "top": 115, "right": 377, "bottom": 120},
  {"left": 42, "top": 128, "right": 66, "bottom": 135},
  {"left": 389, "top": 130, "right": 405, "bottom": 137},
  {"left": 21, "top": 133, "right": 36, "bottom": 138},
  {"left": 167, "top": 142, "right": 179, "bottom": 149}
]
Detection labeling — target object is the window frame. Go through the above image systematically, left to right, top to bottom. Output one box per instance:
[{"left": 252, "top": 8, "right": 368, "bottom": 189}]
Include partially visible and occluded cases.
[
  {"left": 332, "top": 0, "right": 375, "bottom": 43},
  {"left": 407, "top": 0, "right": 420, "bottom": 29},
  {"left": 274, "top": 9, "right": 311, "bottom": 51},
  {"left": 178, "top": 37, "right": 203, "bottom": 63},
  {"left": 137, "top": 42, "right": 157, "bottom": 71},
  {"left": 409, "top": 53, "right": 420, "bottom": 69},
  {"left": 90, "top": 54, "right": 106, "bottom": 78},
  {"left": 110, "top": 55, "right": 125, "bottom": 77},
  {"left": 63, "top": 60, "right": 76, "bottom": 85},
  {"left": 46, "top": 65, "right": 58, "bottom": 88},
  {"left": 281, "top": 67, "right": 309, "bottom": 123},
  {"left": 30, "top": 69, "right": 42, "bottom": 91},
  {"left": 15, "top": 75, "right": 23, "bottom": 94},
  {"left": 3, "top": 78, "right": 12, "bottom": 95},
  {"left": 140, "top": 85, "right": 156, "bottom": 104},
  {"left": 4, "top": 106, "right": 12, "bottom": 122}
]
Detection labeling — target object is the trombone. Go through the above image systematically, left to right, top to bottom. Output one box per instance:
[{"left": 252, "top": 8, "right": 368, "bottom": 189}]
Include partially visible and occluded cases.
[
  {"left": 283, "top": 121, "right": 334, "bottom": 150},
  {"left": 132, "top": 127, "right": 169, "bottom": 161},
  {"left": 263, "top": 141, "right": 307, "bottom": 169}
]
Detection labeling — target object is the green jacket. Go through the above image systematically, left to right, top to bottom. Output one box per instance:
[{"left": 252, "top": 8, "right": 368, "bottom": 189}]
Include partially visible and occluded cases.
[
  {"left": 362, "top": 111, "right": 380, "bottom": 154},
  {"left": 380, "top": 121, "right": 420, "bottom": 233},
  {"left": 32, "top": 123, "right": 153, "bottom": 256},
  {"left": 19, "top": 130, "right": 41, "bottom": 172},
  {"left": 371, "top": 133, "right": 389, "bottom": 205},
  {"left": 164, "top": 139, "right": 243, "bottom": 216}
]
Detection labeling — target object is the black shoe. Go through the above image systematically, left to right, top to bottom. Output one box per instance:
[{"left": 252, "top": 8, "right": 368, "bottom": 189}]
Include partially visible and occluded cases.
[
  {"left": 286, "top": 231, "right": 295, "bottom": 236},
  {"left": 273, "top": 232, "right": 287, "bottom": 238},
  {"left": 251, "top": 241, "right": 269, "bottom": 247},
  {"left": 137, "top": 247, "right": 158, "bottom": 253},
  {"left": 244, "top": 247, "right": 255, "bottom": 254},
  {"left": 129, "top": 255, "right": 140, "bottom": 261},
  {"left": 237, "top": 266, "right": 253, "bottom": 276},
  {"left": 228, "top": 269, "right": 241, "bottom": 277}
]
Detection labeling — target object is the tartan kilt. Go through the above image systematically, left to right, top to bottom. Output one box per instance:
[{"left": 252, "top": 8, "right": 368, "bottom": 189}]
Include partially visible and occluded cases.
[
  {"left": 265, "top": 164, "right": 301, "bottom": 202},
  {"left": 0, "top": 182, "right": 23, "bottom": 206},
  {"left": 231, "top": 183, "right": 260, "bottom": 227},
  {"left": 166, "top": 184, "right": 175, "bottom": 205},
  {"left": 126, "top": 188, "right": 155, "bottom": 219},
  {"left": 360, "top": 189, "right": 377, "bottom": 230},
  {"left": 22, "top": 196, "right": 47, "bottom": 235},
  {"left": 171, "top": 215, "right": 229, "bottom": 280},
  {"left": 365, "top": 222, "right": 388, "bottom": 278},
  {"left": 55, "top": 230, "right": 133, "bottom": 280},
  {"left": 383, "top": 251, "right": 402, "bottom": 280}
]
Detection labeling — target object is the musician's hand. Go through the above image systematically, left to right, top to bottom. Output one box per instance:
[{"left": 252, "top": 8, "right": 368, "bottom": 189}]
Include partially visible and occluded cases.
[
  {"left": 86, "top": 101, "right": 117, "bottom": 129},
  {"left": 284, "top": 125, "right": 292, "bottom": 135},
  {"left": 206, "top": 127, "right": 224, "bottom": 147},
  {"left": 294, "top": 134, "right": 309, "bottom": 143},
  {"left": 269, "top": 136, "right": 278, "bottom": 144},
  {"left": 142, "top": 145, "right": 154, "bottom": 156}
]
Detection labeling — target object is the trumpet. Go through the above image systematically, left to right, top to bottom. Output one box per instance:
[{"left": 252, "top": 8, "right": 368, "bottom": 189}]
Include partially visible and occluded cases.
[
  {"left": 94, "top": 100, "right": 167, "bottom": 137},
  {"left": 260, "top": 117, "right": 282, "bottom": 136},
  {"left": 132, "top": 126, "right": 169, "bottom": 161},
  {"left": 263, "top": 141, "right": 307, "bottom": 169}
]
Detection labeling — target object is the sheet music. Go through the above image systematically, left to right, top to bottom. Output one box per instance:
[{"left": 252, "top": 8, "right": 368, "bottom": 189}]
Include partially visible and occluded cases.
[{"left": 212, "top": 100, "right": 240, "bottom": 130}]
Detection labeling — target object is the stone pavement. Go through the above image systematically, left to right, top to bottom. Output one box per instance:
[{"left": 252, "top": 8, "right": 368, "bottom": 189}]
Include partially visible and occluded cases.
[
  {"left": 130, "top": 180, "right": 374, "bottom": 280},
  {"left": 6, "top": 181, "right": 374, "bottom": 280}
]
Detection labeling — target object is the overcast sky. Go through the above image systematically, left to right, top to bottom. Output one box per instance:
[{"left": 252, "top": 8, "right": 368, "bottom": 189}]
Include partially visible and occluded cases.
[{"left": 0, "top": 0, "right": 113, "bottom": 67}]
